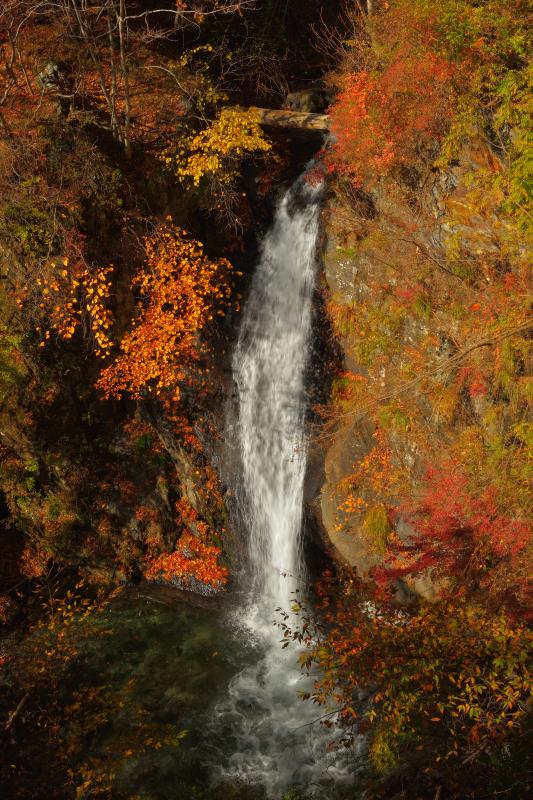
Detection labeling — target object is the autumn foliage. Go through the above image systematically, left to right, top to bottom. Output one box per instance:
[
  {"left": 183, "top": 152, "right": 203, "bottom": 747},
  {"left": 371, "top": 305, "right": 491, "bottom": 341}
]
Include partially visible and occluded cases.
[
  {"left": 323, "top": 0, "right": 532, "bottom": 604},
  {"left": 307, "top": 1, "right": 533, "bottom": 794},
  {"left": 328, "top": 5, "right": 453, "bottom": 184},
  {"left": 329, "top": 52, "right": 453, "bottom": 184},
  {"left": 165, "top": 108, "right": 271, "bottom": 187},
  {"left": 97, "top": 224, "right": 234, "bottom": 402},
  {"left": 24, "top": 261, "right": 115, "bottom": 357},
  {"left": 373, "top": 466, "right": 532, "bottom": 609},
  {"left": 144, "top": 496, "right": 228, "bottom": 588},
  {"left": 145, "top": 533, "right": 228, "bottom": 588},
  {"left": 285, "top": 583, "right": 532, "bottom": 780}
]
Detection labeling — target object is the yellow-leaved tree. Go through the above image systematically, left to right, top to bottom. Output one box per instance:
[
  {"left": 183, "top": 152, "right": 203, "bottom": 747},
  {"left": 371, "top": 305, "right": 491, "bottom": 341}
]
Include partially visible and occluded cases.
[{"left": 164, "top": 108, "right": 271, "bottom": 187}]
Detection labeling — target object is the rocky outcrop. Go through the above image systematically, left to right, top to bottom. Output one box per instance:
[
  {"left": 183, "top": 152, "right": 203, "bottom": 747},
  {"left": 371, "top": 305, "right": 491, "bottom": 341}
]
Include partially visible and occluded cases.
[
  {"left": 285, "top": 87, "right": 333, "bottom": 114},
  {"left": 319, "top": 140, "right": 517, "bottom": 597}
]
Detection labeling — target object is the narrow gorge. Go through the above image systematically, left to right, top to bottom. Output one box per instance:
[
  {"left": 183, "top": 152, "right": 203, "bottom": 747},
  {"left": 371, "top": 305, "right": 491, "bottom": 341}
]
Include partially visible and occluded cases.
[{"left": 0, "top": 3, "right": 531, "bottom": 800}]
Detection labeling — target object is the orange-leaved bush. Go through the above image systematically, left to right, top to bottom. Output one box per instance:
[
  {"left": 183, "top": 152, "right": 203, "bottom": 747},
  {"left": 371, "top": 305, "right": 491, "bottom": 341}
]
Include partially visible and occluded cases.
[
  {"left": 328, "top": 25, "right": 453, "bottom": 184},
  {"left": 97, "top": 223, "right": 234, "bottom": 401},
  {"left": 374, "top": 465, "right": 532, "bottom": 608},
  {"left": 143, "top": 498, "right": 228, "bottom": 588},
  {"left": 144, "top": 534, "right": 228, "bottom": 588},
  {"left": 285, "top": 578, "right": 533, "bottom": 775}
]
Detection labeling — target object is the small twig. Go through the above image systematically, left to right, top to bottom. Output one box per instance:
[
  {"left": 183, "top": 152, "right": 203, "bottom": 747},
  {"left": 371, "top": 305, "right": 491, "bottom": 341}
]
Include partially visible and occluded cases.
[
  {"left": 134, "top": 592, "right": 172, "bottom": 607},
  {"left": 5, "top": 691, "right": 29, "bottom": 732},
  {"left": 290, "top": 706, "right": 342, "bottom": 731},
  {"left": 461, "top": 742, "right": 488, "bottom": 766}
]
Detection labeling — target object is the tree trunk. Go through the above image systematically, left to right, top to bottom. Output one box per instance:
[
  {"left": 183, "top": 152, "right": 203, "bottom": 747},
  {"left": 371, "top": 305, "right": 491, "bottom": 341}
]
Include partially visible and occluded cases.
[{"left": 248, "top": 107, "right": 330, "bottom": 132}]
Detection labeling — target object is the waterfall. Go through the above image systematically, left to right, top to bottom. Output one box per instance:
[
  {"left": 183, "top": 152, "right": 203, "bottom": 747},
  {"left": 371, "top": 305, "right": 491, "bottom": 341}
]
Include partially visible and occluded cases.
[
  {"left": 210, "top": 173, "right": 355, "bottom": 797},
  {"left": 233, "top": 173, "right": 322, "bottom": 617}
]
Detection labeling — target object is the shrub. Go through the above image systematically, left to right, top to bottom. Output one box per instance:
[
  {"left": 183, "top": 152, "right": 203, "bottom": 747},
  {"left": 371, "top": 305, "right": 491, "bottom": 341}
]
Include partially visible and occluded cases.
[{"left": 328, "top": 7, "right": 453, "bottom": 184}]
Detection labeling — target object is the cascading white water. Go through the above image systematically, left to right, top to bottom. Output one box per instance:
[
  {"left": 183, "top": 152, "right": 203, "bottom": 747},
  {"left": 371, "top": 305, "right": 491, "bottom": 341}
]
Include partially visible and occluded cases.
[
  {"left": 211, "top": 174, "right": 356, "bottom": 797},
  {"left": 234, "top": 174, "right": 322, "bottom": 616}
]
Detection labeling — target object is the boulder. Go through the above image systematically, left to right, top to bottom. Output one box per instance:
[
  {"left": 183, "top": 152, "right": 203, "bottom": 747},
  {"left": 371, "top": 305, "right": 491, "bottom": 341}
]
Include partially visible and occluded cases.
[{"left": 285, "top": 87, "right": 332, "bottom": 114}]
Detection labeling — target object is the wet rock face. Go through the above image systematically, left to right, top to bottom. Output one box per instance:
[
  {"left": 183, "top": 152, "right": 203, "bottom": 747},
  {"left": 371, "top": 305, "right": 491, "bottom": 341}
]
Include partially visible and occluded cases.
[{"left": 150, "top": 574, "right": 225, "bottom": 596}]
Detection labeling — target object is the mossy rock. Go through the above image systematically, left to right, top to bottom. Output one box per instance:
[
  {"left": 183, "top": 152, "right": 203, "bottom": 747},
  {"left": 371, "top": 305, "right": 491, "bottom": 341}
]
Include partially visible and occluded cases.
[{"left": 362, "top": 505, "right": 392, "bottom": 554}]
